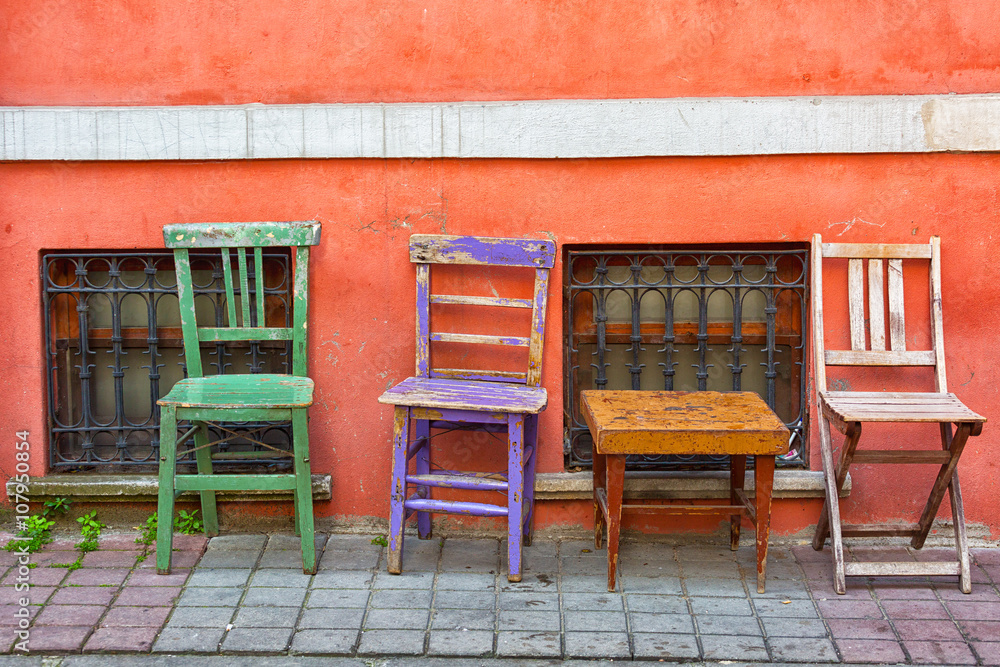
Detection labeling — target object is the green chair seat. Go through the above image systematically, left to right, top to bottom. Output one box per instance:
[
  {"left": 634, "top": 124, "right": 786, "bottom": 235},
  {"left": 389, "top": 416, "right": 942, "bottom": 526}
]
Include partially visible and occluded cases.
[{"left": 160, "top": 375, "right": 314, "bottom": 409}]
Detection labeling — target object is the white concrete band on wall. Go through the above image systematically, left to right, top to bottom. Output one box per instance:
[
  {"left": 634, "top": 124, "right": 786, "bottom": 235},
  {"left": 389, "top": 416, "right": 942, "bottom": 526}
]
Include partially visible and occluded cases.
[{"left": 2, "top": 95, "right": 999, "bottom": 161}]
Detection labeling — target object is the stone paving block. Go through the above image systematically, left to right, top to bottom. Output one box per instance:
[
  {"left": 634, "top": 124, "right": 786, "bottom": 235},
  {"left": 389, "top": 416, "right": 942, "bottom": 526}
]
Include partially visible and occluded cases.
[
  {"left": 168, "top": 534, "right": 210, "bottom": 551},
  {"left": 205, "top": 534, "right": 267, "bottom": 551},
  {"left": 264, "top": 534, "right": 327, "bottom": 552},
  {"left": 324, "top": 534, "right": 384, "bottom": 552},
  {"left": 95, "top": 536, "right": 144, "bottom": 551},
  {"left": 503, "top": 539, "right": 558, "bottom": 559},
  {"left": 561, "top": 540, "right": 605, "bottom": 556},
  {"left": 387, "top": 546, "right": 438, "bottom": 572},
  {"left": 851, "top": 546, "right": 912, "bottom": 562},
  {"left": 257, "top": 549, "right": 305, "bottom": 569},
  {"left": 78, "top": 550, "right": 139, "bottom": 568},
  {"left": 139, "top": 550, "right": 202, "bottom": 569},
  {"left": 440, "top": 550, "right": 500, "bottom": 573},
  {"left": 196, "top": 551, "right": 259, "bottom": 569},
  {"left": 28, "top": 552, "right": 77, "bottom": 567},
  {"left": 560, "top": 557, "right": 610, "bottom": 577},
  {"left": 679, "top": 561, "right": 744, "bottom": 579},
  {"left": 1, "top": 567, "right": 65, "bottom": 587},
  {"left": 66, "top": 568, "right": 129, "bottom": 586},
  {"left": 186, "top": 568, "right": 252, "bottom": 588},
  {"left": 125, "top": 569, "right": 191, "bottom": 587},
  {"left": 248, "top": 569, "right": 313, "bottom": 588},
  {"left": 310, "top": 570, "right": 373, "bottom": 589},
  {"left": 371, "top": 570, "right": 434, "bottom": 589},
  {"left": 435, "top": 572, "right": 496, "bottom": 590},
  {"left": 500, "top": 573, "right": 558, "bottom": 592},
  {"left": 559, "top": 575, "right": 611, "bottom": 592},
  {"left": 683, "top": 577, "right": 747, "bottom": 597},
  {"left": 748, "top": 577, "right": 813, "bottom": 599},
  {"left": 807, "top": 578, "right": 875, "bottom": 599},
  {"left": 873, "top": 583, "right": 939, "bottom": 599},
  {"left": 0, "top": 585, "right": 55, "bottom": 605},
  {"left": 937, "top": 585, "right": 1000, "bottom": 601},
  {"left": 49, "top": 586, "right": 116, "bottom": 606},
  {"left": 177, "top": 586, "right": 243, "bottom": 607},
  {"left": 241, "top": 586, "right": 307, "bottom": 607},
  {"left": 305, "top": 588, "right": 370, "bottom": 608},
  {"left": 369, "top": 589, "right": 433, "bottom": 609},
  {"left": 432, "top": 589, "right": 497, "bottom": 608},
  {"left": 498, "top": 591, "right": 558, "bottom": 611},
  {"left": 561, "top": 592, "right": 623, "bottom": 611},
  {"left": 624, "top": 593, "right": 689, "bottom": 614},
  {"left": 689, "top": 595, "right": 753, "bottom": 616},
  {"left": 752, "top": 598, "right": 818, "bottom": 617},
  {"left": 815, "top": 598, "right": 884, "bottom": 619},
  {"left": 882, "top": 598, "right": 949, "bottom": 619},
  {"left": 947, "top": 600, "right": 1000, "bottom": 621},
  {"left": 0, "top": 604, "right": 39, "bottom": 625},
  {"left": 34, "top": 604, "right": 106, "bottom": 627},
  {"left": 101, "top": 605, "right": 172, "bottom": 627},
  {"left": 164, "top": 605, "right": 236, "bottom": 628},
  {"left": 231, "top": 605, "right": 301, "bottom": 628},
  {"left": 297, "top": 606, "right": 365, "bottom": 630},
  {"left": 365, "top": 608, "right": 428, "bottom": 630},
  {"left": 431, "top": 608, "right": 496, "bottom": 631},
  {"left": 498, "top": 610, "right": 560, "bottom": 631},
  {"left": 563, "top": 610, "right": 626, "bottom": 632},
  {"left": 629, "top": 611, "right": 694, "bottom": 634},
  {"left": 697, "top": 613, "right": 763, "bottom": 636},
  {"left": 761, "top": 616, "right": 830, "bottom": 638},
  {"left": 826, "top": 617, "right": 895, "bottom": 640},
  {"left": 894, "top": 618, "right": 965, "bottom": 641},
  {"left": 959, "top": 619, "right": 1000, "bottom": 641},
  {"left": 23, "top": 625, "right": 92, "bottom": 651},
  {"left": 0, "top": 626, "right": 17, "bottom": 652},
  {"left": 84, "top": 626, "right": 158, "bottom": 652},
  {"left": 221, "top": 627, "right": 294, "bottom": 653},
  {"left": 289, "top": 628, "right": 359, "bottom": 655},
  {"left": 357, "top": 629, "right": 426, "bottom": 656},
  {"left": 427, "top": 629, "right": 493, "bottom": 657},
  {"left": 496, "top": 630, "right": 561, "bottom": 658},
  {"left": 564, "top": 630, "right": 630, "bottom": 659},
  {"left": 632, "top": 632, "right": 700, "bottom": 660},
  {"left": 700, "top": 633, "right": 769, "bottom": 661},
  {"left": 767, "top": 636, "right": 838, "bottom": 662},
  {"left": 834, "top": 638, "right": 906, "bottom": 664},
  {"left": 904, "top": 639, "right": 978, "bottom": 664},
  {"left": 972, "top": 641, "right": 1000, "bottom": 666}
]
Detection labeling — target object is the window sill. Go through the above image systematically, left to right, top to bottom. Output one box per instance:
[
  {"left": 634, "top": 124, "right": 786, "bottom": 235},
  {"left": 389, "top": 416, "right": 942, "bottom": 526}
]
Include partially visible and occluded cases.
[
  {"left": 536, "top": 469, "right": 848, "bottom": 500},
  {"left": 6, "top": 474, "right": 332, "bottom": 503}
]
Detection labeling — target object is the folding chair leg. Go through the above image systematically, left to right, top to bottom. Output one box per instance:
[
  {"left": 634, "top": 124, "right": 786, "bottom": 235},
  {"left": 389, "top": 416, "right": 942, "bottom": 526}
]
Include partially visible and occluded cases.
[
  {"left": 156, "top": 407, "right": 177, "bottom": 575},
  {"left": 387, "top": 407, "right": 409, "bottom": 575},
  {"left": 291, "top": 408, "right": 316, "bottom": 575},
  {"left": 506, "top": 414, "right": 525, "bottom": 583},
  {"left": 522, "top": 414, "right": 539, "bottom": 547},
  {"left": 814, "top": 418, "right": 847, "bottom": 594},
  {"left": 414, "top": 419, "right": 432, "bottom": 540},
  {"left": 192, "top": 423, "right": 219, "bottom": 537},
  {"left": 912, "top": 423, "right": 973, "bottom": 550},
  {"left": 729, "top": 455, "right": 747, "bottom": 551}
]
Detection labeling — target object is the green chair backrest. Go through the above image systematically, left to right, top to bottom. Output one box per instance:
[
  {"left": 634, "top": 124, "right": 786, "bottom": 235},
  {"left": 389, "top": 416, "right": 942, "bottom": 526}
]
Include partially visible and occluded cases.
[{"left": 162, "top": 221, "right": 321, "bottom": 378}]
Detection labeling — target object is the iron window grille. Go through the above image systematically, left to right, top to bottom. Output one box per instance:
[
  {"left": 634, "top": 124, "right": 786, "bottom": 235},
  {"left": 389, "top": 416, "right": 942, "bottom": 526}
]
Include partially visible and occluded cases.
[
  {"left": 564, "top": 245, "right": 809, "bottom": 470},
  {"left": 43, "top": 250, "right": 295, "bottom": 471}
]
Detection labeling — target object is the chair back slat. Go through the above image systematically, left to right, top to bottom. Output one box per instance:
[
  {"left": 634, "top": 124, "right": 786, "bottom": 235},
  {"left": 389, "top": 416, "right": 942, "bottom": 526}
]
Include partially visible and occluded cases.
[
  {"left": 163, "top": 221, "right": 321, "bottom": 379},
  {"left": 411, "top": 234, "right": 554, "bottom": 386},
  {"left": 813, "top": 234, "right": 948, "bottom": 392},
  {"left": 220, "top": 249, "right": 239, "bottom": 327},
  {"left": 887, "top": 258, "right": 906, "bottom": 351},
  {"left": 848, "top": 259, "right": 866, "bottom": 350},
  {"left": 867, "top": 259, "right": 886, "bottom": 351}
]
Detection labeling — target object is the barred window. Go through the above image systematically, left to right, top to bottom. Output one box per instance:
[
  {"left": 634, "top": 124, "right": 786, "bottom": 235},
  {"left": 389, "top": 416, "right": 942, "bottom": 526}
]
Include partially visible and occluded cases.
[
  {"left": 564, "top": 245, "right": 809, "bottom": 470},
  {"left": 43, "top": 250, "right": 294, "bottom": 471}
]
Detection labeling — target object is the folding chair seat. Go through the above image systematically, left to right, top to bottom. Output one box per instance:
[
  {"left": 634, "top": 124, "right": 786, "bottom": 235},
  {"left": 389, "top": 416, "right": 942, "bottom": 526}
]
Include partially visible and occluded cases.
[
  {"left": 156, "top": 221, "right": 321, "bottom": 575},
  {"left": 810, "top": 234, "right": 985, "bottom": 593},
  {"left": 378, "top": 235, "right": 555, "bottom": 582}
]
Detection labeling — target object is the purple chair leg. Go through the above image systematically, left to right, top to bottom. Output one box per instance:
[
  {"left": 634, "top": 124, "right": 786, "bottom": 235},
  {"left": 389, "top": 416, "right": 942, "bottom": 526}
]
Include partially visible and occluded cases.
[
  {"left": 388, "top": 406, "right": 410, "bottom": 574},
  {"left": 507, "top": 413, "right": 525, "bottom": 582},
  {"left": 522, "top": 414, "right": 539, "bottom": 546},
  {"left": 414, "top": 419, "right": 432, "bottom": 539}
]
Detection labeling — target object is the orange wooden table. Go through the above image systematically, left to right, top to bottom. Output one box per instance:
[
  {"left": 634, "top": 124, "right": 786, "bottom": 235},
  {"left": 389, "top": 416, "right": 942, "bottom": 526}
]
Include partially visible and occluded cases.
[{"left": 581, "top": 390, "right": 789, "bottom": 593}]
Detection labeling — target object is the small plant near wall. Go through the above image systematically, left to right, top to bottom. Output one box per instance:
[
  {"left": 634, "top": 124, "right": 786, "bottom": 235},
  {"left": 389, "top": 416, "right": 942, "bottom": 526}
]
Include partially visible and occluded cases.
[
  {"left": 42, "top": 497, "right": 71, "bottom": 518},
  {"left": 174, "top": 509, "right": 204, "bottom": 535},
  {"left": 51, "top": 510, "right": 107, "bottom": 572},
  {"left": 4, "top": 515, "right": 55, "bottom": 554}
]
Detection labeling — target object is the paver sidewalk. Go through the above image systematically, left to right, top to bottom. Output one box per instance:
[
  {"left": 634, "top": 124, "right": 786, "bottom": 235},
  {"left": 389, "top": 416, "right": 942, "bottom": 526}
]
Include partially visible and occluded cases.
[{"left": 2, "top": 530, "right": 999, "bottom": 663}]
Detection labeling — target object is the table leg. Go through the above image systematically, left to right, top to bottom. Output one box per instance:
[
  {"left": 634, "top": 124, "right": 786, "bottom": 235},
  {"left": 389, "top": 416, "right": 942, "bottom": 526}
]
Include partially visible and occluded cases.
[
  {"left": 593, "top": 450, "right": 607, "bottom": 549},
  {"left": 606, "top": 454, "right": 626, "bottom": 592},
  {"left": 729, "top": 454, "right": 747, "bottom": 551},
  {"left": 754, "top": 454, "right": 776, "bottom": 593}
]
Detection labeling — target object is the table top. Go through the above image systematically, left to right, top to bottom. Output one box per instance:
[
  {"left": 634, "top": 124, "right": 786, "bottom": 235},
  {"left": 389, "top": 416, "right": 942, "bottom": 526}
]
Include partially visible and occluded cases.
[{"left": 581, "top": 390, "right": 790, "bottom": 456}]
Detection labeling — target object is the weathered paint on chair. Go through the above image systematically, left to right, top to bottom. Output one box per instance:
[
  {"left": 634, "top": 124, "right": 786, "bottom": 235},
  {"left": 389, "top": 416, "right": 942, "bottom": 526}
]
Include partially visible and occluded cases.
[
  {"left": 156, "top": 221, "right": 321, "bottom": 575},
  {"left": 378, "top": 234, "right": 555, "bottom": 582}
]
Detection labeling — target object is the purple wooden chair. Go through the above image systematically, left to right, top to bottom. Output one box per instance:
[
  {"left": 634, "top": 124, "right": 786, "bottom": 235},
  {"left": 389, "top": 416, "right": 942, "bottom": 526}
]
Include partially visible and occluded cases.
[{"left": 378, "top": 234, "right": 555, "bottom": 582}]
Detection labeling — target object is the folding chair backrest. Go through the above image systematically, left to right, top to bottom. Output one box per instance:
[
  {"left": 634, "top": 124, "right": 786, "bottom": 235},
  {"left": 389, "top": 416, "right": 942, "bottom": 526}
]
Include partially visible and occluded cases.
[
  {"left": 163, "top": 221, "right": 321, "bottom": 379},
  {"left": 409, "top": 234, "right": 556, "bottom": 387},
  {"left": 812, "top": 234, "right": 947, "bottom": 393}
]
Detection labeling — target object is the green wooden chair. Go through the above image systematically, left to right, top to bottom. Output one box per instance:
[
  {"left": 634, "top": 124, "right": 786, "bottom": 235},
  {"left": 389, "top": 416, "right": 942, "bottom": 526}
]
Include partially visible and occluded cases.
[{"left": 156, "top": 221, "right": 321, "bottom": 575}]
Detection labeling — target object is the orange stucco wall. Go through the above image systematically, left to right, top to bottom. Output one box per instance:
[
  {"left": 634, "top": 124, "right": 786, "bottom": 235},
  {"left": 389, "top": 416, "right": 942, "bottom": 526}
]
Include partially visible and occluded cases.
[{"left": 2, "top": 1, "right": 999, "bottom": 537}]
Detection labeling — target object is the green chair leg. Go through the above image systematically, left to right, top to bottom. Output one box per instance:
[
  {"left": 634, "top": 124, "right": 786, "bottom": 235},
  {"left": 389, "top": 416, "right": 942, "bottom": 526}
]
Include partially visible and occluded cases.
[
  {"left": 156, "top": 407, "right": 177, "bottom": 575},
  {"left": 292, "top": 409, "right": 316, "bottom": 574},
  {"left": 192, "top": 422, "right": 219, "bottom": 536}
]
